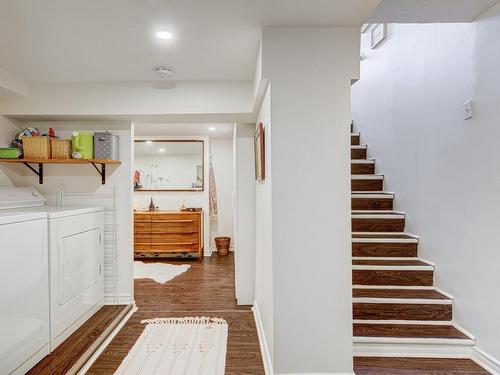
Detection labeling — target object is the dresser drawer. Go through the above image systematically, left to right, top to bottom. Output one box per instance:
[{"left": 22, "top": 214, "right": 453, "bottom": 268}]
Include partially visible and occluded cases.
[
  {"left": 151, "top": 213, "right": 199, "bottom": 222},
  {"left": 134, "top": 214, "right": 151, "bottom": 222},
  {"left": 134, "top": 222, "right": 151, "bottom": 233},
  {"left": 151, "top": 222, "right": 199, "bottom": 234},
  {"left": 151, "top": 232, "right": 199, "bottom": 243},
  {"left": 134, "top": 233, "right": 152, "bottom": 242},
  {"left": 134, "top": 242, "right": 151, "bottom": 251},
  {"left": 150, "top": 242, "right": 199, "bottom": 253}
]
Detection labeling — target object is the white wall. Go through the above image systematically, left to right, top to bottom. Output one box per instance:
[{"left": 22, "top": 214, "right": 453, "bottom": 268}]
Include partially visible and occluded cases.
[
  {"left": 352, "top": 8, "right": 500, "bottom": 362},
  {"left": 261, "top": 27, "right": 358, "bottom": 374},
  {"left": 0, "top": 68, "right": 28, "bottom": 98},
  {"left": 254, "top": 83, "right": 274, "bottom": 361},
  {"left": 0, "top": 116, "right": 23, "bottom": 186},
  {"left": 233, "top": 124, "right": 256, "bottom": 305},
  {"left": 134, "top": 135, "right": 211, "bottom": 255},
  {"left": 209, "top": 138, "right": 234, "bottom": 251}
]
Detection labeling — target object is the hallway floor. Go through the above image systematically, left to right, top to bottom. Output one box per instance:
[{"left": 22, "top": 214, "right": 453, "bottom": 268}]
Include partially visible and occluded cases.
[{"left": 88, "top": 253, "right": 265, "bottom": 374}]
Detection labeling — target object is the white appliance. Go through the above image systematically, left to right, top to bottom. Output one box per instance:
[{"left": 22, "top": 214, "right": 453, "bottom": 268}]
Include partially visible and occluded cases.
[
  {"left": 0, "top": 187, "right": 104, "bottom": 373},
  {"left": 0, "top": 188, "right": 49, "bottom": 375},
  {"left": 46, "top": 204, "right": 104, "bottom": 350}
]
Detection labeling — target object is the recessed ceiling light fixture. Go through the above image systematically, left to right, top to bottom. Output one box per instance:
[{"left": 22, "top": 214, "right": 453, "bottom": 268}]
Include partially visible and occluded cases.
[
  {"left": 156, "top": 30, "right": 172, "bottom": 40},
  {"left": 209, "top": 127, "right": 216, "bottom": 131},
  {"left": 145, "top": 140, "right": 152, "bottom": 144},
  {"left": 159, "top": 148, "right": 166, "bottom": 153}
]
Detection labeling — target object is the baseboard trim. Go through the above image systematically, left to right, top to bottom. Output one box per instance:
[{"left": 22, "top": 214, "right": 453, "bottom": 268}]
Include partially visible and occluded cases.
[
  {"left": 252, "top": 301, "right": 273, "bottom": 375},
  {"left": 68, "top": 303, "right": 134, "bottom": 374},
  {"left": 76, "top": 303, "right": 137, "bottom": 374},
  {"left": 471, "top": 347, "right": 500, "bottom": 375}
]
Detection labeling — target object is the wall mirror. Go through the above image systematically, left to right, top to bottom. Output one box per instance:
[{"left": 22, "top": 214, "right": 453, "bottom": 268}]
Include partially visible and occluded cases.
[{"left": 134, "top": 140, "right": 204, "bottom": 191}]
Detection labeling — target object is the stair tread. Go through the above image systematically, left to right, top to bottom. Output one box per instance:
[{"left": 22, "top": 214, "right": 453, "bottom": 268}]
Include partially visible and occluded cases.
[
  {"left": 351, "top": 159, "right": 374, "bottom": 163},
  {"left": 352, "top": 174, "right": 383, "bottom": 179},
  {"left": 352, "top": 192, "right": 393, "bottom": 196},
  {"left": 352, "top": 210, "right": 403, "bottom": 215},
  {"left": 352, "top": 234, "right": 416, "bottom": 240},
  {"left": 353, "top": 259, "right": 431, "bottom": 267},
  {"left": 353, "top": 288, "right": 449, "bottom": 300},
  {"left": 353, "top": 323, "right": 471, "bottom": 340}
]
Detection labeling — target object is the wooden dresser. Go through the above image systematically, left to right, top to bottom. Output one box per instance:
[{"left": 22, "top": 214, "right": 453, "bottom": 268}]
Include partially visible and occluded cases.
[{"left": 134, "top": 211, "right": 203, "bottom": 258}]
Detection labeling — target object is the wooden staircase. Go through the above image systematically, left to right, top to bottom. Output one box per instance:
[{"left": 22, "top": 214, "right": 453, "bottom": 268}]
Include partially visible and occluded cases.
[{"left": 350, "top": 123, "right": 478, "bottom": 361}]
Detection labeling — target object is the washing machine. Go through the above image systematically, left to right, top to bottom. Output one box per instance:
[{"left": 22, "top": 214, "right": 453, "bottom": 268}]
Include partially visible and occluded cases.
[{"left": 0, "top": 188, "right": 49, "bottom": 375}]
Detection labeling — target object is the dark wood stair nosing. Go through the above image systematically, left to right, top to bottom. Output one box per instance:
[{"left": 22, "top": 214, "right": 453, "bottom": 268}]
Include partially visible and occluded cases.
[{"left": 352, "top": 234, "right": 419, "bottom": 242}]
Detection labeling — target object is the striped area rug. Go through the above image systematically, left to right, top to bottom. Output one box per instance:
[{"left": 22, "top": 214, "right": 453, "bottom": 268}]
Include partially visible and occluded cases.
[{"left": 114, "top": 317, "right": 228, "bottom": 375}]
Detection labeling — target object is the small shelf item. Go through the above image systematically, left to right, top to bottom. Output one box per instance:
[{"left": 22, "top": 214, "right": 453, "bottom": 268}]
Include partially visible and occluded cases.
[
  {"left": 50, "top": 139, "right": 72, "bottom": 159},
  {"left": 0, "top": 158, "right": 121, "bottom": 185}
]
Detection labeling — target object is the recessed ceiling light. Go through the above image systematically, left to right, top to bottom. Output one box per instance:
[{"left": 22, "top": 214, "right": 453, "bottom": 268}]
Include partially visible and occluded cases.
[
  {"left": 156, "top": 31, "right": 172, "bottom": 40},
  {"left": 209, "top": 127, "right": 216, "bottom": 131},
  {"left": 145, "top": 140, "right": 152, "bottom": 144},
  {"left": 159, "top": 148, "right": 166, "bottom": 152}
]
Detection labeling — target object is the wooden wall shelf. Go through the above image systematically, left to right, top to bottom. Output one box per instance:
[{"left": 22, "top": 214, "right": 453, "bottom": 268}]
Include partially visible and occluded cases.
[{"left": 0, "top": 158, "right": 121, "bottom": 184}]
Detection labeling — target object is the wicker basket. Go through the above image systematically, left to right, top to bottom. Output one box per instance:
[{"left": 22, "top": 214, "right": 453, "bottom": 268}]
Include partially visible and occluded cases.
[
  {"left": 22, "top": 136, "right": 51, "bottom": 159},
  {"left": 50, "top": 139, "right": 72, "bottom": 159},
  {"left": 214, "top": 237, "right": 231, "bottom": 256}
]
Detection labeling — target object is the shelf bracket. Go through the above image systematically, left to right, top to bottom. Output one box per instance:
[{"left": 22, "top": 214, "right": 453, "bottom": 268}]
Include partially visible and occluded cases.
[
  {"left": 23, "top": 162, "right": 43, "bottom": 184},
  {"left": 90, "top": 162, "right": 106, "bottom": 184}
]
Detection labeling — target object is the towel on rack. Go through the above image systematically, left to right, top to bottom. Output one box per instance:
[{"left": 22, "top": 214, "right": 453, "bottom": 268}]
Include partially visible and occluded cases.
[{"left": 209, "top": 161, "right": 218, "bottom": 221}]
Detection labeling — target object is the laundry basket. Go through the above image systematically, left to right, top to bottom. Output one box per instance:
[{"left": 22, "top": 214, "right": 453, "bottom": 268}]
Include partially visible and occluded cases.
[
  {"left": 22, "top": 136, "right": 51, "bottom": 159},
  {"left": 50, "top": 139, "right": 72, "bottom": 159},
  {"left": 214, "top": 237, "right": 231, "bottom": 256}
]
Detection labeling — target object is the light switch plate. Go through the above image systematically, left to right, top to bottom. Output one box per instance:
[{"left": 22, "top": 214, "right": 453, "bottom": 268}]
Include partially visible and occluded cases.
[{"left": 464, "top": 99, "right": 473, "bottom": 120}]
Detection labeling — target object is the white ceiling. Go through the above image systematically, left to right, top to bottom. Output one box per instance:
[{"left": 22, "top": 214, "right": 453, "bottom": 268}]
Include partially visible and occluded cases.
[
  {"left": 0, "top": 0, "right": 379, "bottom": 83},
  {"left": 370, "top": 0, "right": 500, "bottom": 23},
  {"left": 135, "top": 123, "right": 234, "bottom": 138}
]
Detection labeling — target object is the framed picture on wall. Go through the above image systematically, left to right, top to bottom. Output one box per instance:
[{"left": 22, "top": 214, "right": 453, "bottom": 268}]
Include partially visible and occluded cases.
[{"left": 254, "top": 122, "right": 265, "bottom": 182}]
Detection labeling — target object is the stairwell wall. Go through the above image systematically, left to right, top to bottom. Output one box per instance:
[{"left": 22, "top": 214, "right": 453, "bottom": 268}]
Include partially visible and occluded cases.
[
  {"left": 352, "top": 7, "right": 500, "bottom": 363},
  {"left": 261, "top": 27, "right": 358, "bottom": 374}
]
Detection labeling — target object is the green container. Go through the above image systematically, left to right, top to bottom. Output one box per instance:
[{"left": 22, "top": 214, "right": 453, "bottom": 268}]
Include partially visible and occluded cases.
[
  {"left": 72, "top": 132, "right": 94, "bottom": 159},
  {"left": 0, "top": 148, "right": 20, "bottom": 159}
]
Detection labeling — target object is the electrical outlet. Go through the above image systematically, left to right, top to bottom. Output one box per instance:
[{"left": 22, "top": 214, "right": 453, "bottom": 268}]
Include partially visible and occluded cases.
[{"left": 464, "top": 99, "right": 473, "bottom": 120}]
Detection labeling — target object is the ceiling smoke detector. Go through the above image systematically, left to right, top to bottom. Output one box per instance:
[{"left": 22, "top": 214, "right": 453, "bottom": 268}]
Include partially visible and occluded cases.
[
  {"left": 153, "top": 66, "right": 175, "bottom": 89},
  {"left": 155, "top": 66, "right": 173, "bottom": 79}
]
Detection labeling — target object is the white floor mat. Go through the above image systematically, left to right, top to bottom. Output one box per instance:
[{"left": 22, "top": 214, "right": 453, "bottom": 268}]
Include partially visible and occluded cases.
[
  {"left": 134, "top": 261, "right": 190, "bottom": 284},
  {"left": 114, "top": 317, "right": 228, "bottom": 375}
]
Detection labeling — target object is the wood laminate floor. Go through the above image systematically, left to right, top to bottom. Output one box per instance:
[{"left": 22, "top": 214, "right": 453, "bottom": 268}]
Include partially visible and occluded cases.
[
  {"left": 88, "top": 253, "right": 265, "bottom": 374},
  {"left": 27, "top": 305, "right": 127, "bottom": 375},
  {"left": 354, "top": 357, "right": 490, "bottom": 375}
]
